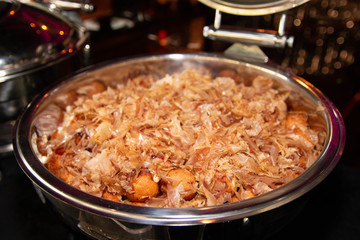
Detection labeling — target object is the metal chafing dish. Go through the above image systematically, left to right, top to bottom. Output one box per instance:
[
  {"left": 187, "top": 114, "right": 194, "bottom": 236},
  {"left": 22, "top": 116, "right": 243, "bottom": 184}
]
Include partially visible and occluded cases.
[
  {"left": 0, "top": 0, "right": 91, "bottom": 155},
  {"left": 11, "top": 1, "right": 346, "bottom": 239},
  {"left": 13, "top": 53, "right": 345, "bottom": 240}
]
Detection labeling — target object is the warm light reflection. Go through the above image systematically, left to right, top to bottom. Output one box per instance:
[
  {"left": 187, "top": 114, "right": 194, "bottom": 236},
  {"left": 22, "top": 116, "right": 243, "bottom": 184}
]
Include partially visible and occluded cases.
[
  {"left": 9, "top": 10, "right": 15, "bottom": 15},
  {"left": 293, "top": 18, "right": 301, "bottom": 27},
  {"left": 346, "top": 20, "right": 354, "bottom": 29},
  {"left": 30, "top": 22, "right": 36, "bottom": 28},
  {"left": 41, "top": 25, "right": 48, "bottom": 30},
  {"left": 256, "top": 28, "right": 265, "bottom": 33},
  {"left": 59, "top": 30, "right": 64, "bottom": 35},
  {"left": 336, "top": 36, "right": 344, "bottom": 45},
  {"left": 68, "top": 48, "right": 73, "bottom": 53},
  {"left": 340, "top": 50, "right": 348, "bottom": 60},
  {"left": 334, "top": 61, "right": 342, "bottom": 69},
  {"left": 321, "top": 66, "right": 330, "bottom": 74},
  {"left": 243, "top": 217, "right": 250, "bottom": 225},
  {"left": 200, "top": 219, "right": 216, "bottom": 224}
]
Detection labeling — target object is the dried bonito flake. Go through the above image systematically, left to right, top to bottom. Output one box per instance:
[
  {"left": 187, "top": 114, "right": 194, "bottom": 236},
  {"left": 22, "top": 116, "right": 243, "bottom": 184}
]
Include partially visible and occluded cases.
[{"left": 33, "top": 68, "right": 326, "bottom": 208}]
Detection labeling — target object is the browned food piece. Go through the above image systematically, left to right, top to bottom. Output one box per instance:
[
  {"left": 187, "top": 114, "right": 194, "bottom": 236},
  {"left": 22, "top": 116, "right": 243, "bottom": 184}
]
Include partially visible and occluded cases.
[
  {"left": 218, "top": 69, "right": 244, "bottom": 83},
  {"left": 76, "top": 80, "right": 106, "bottom": 97},
  {"left": 54, "top": 90, "right": 77, "bottom": 110},
  {"left": 46, "top": 148, "right": 75, "bottom": 183},
  {"left": 126, "top": 168, "right": 159, "bottom": 203},
  {"left": 163, "top": 168, "right": 197, "bottom": 201},
  {"left": 102, "top": 191, "right": 120, "bottom": 202}
]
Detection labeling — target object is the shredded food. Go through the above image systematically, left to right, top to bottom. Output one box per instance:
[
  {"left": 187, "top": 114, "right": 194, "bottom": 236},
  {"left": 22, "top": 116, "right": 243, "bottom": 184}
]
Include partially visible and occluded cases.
[{"left": 33, "top": 68, "right": 326, "bottom": 208}]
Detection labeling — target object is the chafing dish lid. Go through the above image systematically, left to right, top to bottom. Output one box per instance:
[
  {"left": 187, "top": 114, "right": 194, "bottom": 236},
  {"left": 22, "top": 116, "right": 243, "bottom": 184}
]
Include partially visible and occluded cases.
[
  {"left": 0, "top": 0, "right": 86, "bottom": 77},
  {"left": 198, "top": 0, "right": 309, "bottom": 16}
]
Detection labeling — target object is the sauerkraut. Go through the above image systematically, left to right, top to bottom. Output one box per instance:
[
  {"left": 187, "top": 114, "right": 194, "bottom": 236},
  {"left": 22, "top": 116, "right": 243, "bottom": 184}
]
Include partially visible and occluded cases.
[{"left": 33, "top": 68, "right": 326, "bottom": 208}]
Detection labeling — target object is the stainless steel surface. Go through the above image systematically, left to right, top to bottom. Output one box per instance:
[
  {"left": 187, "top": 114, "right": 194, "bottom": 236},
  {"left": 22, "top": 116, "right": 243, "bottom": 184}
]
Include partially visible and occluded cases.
[
  {"left": 0, "top": 0, "right": 89, "bottom": 154},
  {"left": 0, "top": 0, "right": 87, "bottom": 76},
  {"left": 47, "top": 0, "right": 95, "bottom": 13},
  {"left": 198, "top": 0, "right": 310, "bottom": 16},
  {"left": 202, "top": 8, "right": 294, "bottom": 48},
  {"left": 203, "top": 26, "right": 294, "bottom": 48},
  {"left": 224, "top": 43, "right": 269, "bottom": 63},
  {"left": 13, "top": 53, "right": 345, "bottom": 238},
  {"left": 0, "top": 120, "right": 15, "bottom": 155}
]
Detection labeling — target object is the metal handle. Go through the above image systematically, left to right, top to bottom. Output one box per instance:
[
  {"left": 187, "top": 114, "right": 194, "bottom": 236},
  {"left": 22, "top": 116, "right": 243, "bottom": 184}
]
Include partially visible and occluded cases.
[
  {"left": 48, "top": 0, "right": 95, "bottom": 13},
  {"left": 203, "top": 10, "right": 294, "bottom": 48},
  {"left": 204, "top": 26, "right": 294, "bottom": 48}
]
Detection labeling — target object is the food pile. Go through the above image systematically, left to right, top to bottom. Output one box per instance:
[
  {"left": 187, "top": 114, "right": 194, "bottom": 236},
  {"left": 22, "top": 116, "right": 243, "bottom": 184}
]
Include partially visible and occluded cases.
[{"left": 33, "top": 68, "right": 326, "bottom": 208}]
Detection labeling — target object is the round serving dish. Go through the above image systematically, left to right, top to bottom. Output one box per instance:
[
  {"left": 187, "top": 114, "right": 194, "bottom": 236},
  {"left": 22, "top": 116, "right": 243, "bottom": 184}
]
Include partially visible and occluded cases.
[{"left": 13, "top": 53, "right": 345, "bottom": 239}]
